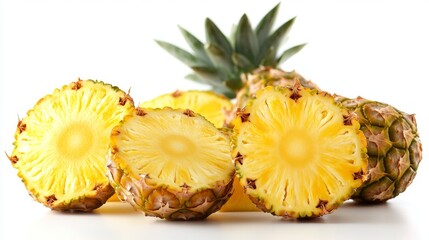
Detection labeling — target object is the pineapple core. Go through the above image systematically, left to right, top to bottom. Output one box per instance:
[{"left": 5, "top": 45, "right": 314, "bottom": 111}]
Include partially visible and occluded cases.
[
  {"left": 56, "top": 122, "right": 94, "bottom": 158},
  {"left": 278, "top": 130, "right": 316, "bottom": 167},
  {"left": 161, "top": 135, "right": 196, "bottom": 157}
]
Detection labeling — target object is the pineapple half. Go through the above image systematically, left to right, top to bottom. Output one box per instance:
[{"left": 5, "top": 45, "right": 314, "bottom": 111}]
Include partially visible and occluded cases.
[
  {"left": 8, "top": 80, "right": 134, "bottom": 211},
  {"left": 232, "top": 86, "right": 368, "bottom": 218},
  {"left": 108, "top": 90, "right": 232, "bottom": 202},
  {"left": 138, "top": 90, "right": 259, "bottom": 211},
  {"left": 108, "top": 108, "right": 235, "bottom": 220}
]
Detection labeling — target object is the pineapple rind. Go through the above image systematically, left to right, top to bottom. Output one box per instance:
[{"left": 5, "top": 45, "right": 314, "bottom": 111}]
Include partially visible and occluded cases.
[
  {"left": 10, "top": 80, "right": 134, "bottom": 211},
  {"left": 233, "top": 86, "right": 368, "bottom": 218},
  {"left": 336, "top": 96, "right": 422, "bottom": 202},
  {"left": 108, "top": 108, "right": 235, "bottom": 220},
  {"left": 107, "top": 160, "right": 233, "bottom": 220}
]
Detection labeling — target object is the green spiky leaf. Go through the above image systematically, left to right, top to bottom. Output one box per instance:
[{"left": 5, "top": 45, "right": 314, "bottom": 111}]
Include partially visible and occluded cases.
[
  {"left": 155, "top": 3, "right": 306, "bottom": 99},
  {"left": 255, "top": 3, "right": 280, "bottom": 43},
  {"left": 235, "top": 14, "right": 259, "bottom": 63},
  {"left": 257, "top": 17, "right": 296, "bottom": 63},
  {"left": 205, "top": 18, "right": 233, "bottom": 56},
  {"left": 230, "top": 24, "right": 237, "bottom": 47},
  {"left": 178, "top": 26, "right": 212, "bottom": 65},
  {"left": 155, "top": 40, "right": 199, "bottom": 66},
  {"left": 205, "top": 43, "right": 233, "bottom": 71},
  {"left": 277, "top": 43, "right": 306, "bottom": 65},
  {"left": 260, "top": 47, "right": 277, "bottom": 67},
  {"left": 232, "top": 53, "right": 254, "bottom": 71},
  {"left": 189, "top": 66, "right": 235, "bottom": 94},
  {"left": 190, "top": 66, "right": 221, "bottom": 84},
  {"left": 185, "top": 73, "right": 207, "bottom": 83},
  {"left": 186, "top": 73, "right": 235, "bottom": 98},
  {"left": 225, "top": 78, "right": 242, "bottom": 91},
  {"left": 213, "top": 87, "right": 236, "bottom": 99}
]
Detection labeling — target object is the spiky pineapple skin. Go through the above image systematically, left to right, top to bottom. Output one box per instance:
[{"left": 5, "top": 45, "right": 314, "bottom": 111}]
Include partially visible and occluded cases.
[
  {"left": 237, "top": 67, "right": 319, "bottom": 106},
  {"left": 8, "top": 80, "right": 134, "bottom": 211},
  {"left": 336, "top": 96, "right": 422, "bottom": 202},
  {"left": 107, "top": 161, "right": 233, "bottom": 220},
  {"left": 42, "top": 184, "right": 115, "bottom": 211}
]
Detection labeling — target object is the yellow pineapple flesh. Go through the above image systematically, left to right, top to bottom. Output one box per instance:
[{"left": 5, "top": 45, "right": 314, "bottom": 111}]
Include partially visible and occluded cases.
[
  {"left": 8, "top": 80, "right": 134, "bottom": 211},
  {"left": 232, "top": 85, "right": 368, "bottom": 218},
  {"left": 136, "top": 90, "right": 258, "bottom": 211},
  {"left": 139, "top": 90, "right": 232, "bottom": 128},
  {"left": 108, "top": 108, "right": 235, "bottom": 220}
]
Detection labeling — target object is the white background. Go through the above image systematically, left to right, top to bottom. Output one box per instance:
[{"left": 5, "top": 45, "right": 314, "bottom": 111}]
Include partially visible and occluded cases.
[{"left": 1, "top": 0, "right": 428, "bottom": 239}]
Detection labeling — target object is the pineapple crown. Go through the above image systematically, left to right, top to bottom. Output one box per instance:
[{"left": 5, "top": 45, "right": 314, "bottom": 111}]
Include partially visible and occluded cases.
[{"left": 156, "top": 3, "right": 305, "bottom": 98}]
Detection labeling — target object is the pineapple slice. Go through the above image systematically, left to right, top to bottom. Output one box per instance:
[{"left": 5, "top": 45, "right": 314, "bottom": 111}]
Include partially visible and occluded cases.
[
  {"left": 8, "top": 80, "right": 134, "bottom": 211},
  {"left": 232, "top": 86, "right": 368, "bottom": 218},
  {"left": 136, "top": 90, "right": 258, "bottom": 211},
  {"left": 108, "top": 108, "right": 235, "bottom": 220}
]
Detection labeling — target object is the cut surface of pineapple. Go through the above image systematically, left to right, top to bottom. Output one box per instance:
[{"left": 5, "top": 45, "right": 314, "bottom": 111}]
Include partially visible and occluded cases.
[
  {"left": 9, "top": 80, "right": 134, "bottom": 211},
  {"left": 233, "top": 86, "right": 368, "bottom": 218},
  {"left": 138, "top": 90, "right": 257, "bottom": 211},
  {"left": 139, "top": 90, "right": 232, "bottom": 128},
  {"left": 108, "top": 108, "right": 234, "bottom": 220}
]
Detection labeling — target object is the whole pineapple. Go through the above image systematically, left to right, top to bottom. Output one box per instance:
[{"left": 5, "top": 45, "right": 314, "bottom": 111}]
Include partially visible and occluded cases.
[
  {"left": 157, "top": 3, "right": 422, "bottom": 204},
  {"left": 7, "top": 80, "right": 134, "bottom": 211},
  {"left": 232, "top": 85, "right": 368, "bottom": 218},
  {"left": 108, "top": 108, "right": 235, "bottom": 220}
]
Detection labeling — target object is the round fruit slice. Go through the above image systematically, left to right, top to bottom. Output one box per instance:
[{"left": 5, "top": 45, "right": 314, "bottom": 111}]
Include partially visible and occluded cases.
[
  {"left": 9, "top": 80, "right": 134, "bottom": 211},
  {"left": 232, "top": 85, "right": 368, "bottom": 218},
  {"left": 137, "top": 90, "right": 257, "bottom": 212},
  {"left": 139, "top": 90, "right": 232, "bottom": 128},
  {"left": 108, "top": 108, "right": 235, "bottom": 220}
]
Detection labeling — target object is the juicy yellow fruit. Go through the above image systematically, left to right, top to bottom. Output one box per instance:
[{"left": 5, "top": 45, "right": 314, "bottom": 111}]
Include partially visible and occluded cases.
[
  {"left": 9, "top": 80, "right": 134, "bottom": 211},
  {"left": 233, "top": 86, "right": 368, "bottom": 218},
  {"left": 136, "top": 90, "right": 257, "bottom": 211},
  {"left": 140, "top": 90, "right": 232, "bottom": 128},
  {"left": 108, "top": 108, "right": 235, "bottom": 220},
  {"left": 219, "top": 177, "right": 259, "bottom": 212}
]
